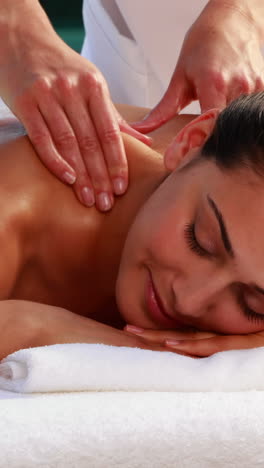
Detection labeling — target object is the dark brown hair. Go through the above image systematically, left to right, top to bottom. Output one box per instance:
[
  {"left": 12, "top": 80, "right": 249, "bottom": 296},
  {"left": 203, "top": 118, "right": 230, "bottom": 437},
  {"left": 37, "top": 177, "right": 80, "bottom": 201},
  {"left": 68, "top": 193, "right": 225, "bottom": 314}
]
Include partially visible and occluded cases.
[{"left": 202, "top": 92, "right": 264, "bottom": 176}]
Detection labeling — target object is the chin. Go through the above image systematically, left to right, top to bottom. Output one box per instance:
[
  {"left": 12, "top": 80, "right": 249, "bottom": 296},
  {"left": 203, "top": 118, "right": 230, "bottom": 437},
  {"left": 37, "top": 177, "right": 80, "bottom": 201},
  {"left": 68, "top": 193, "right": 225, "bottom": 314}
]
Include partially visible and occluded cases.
[{"left": 115, "top": 270, "right": 151, "bottom": 329}]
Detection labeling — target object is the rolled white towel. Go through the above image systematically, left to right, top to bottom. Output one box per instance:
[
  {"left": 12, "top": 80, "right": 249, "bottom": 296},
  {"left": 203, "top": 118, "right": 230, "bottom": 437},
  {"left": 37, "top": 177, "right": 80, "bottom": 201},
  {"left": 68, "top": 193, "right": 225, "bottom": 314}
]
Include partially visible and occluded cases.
[{"left": 0, "top": 343, "right": 263, "bottom": 393}]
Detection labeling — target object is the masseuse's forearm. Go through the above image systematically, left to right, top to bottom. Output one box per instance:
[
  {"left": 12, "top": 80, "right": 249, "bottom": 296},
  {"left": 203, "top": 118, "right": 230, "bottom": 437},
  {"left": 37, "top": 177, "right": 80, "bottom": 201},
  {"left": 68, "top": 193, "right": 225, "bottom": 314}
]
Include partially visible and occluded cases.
[
  {"left": 0, "top": 0, "right": 57, "bottom": 72},
  {"left": 0, "top": 0, "right": 54, "bottom": 42},
  {"left": 209, "top": 0, "right": 264, "bottom": 43}
]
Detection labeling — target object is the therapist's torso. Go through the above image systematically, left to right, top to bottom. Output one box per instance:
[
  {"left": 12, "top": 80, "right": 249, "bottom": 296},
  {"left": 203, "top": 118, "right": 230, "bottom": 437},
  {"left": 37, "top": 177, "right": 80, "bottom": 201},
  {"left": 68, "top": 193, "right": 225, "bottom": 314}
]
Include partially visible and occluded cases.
[{"left": 81, "top": 0, "right": 208, "bottom": 112}]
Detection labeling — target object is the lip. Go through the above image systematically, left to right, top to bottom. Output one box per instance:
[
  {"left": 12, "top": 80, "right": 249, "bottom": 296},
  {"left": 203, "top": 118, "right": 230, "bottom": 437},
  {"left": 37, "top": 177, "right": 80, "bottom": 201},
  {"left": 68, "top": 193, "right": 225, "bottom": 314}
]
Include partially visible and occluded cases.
[{"left": 146, "top": 270, "right": 187, "bottom": 328}]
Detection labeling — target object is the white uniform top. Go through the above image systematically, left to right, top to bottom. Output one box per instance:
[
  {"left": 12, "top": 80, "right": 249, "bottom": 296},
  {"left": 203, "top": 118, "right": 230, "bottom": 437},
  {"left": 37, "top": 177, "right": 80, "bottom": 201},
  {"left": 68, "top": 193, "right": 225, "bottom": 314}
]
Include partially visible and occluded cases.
[{"left": 81, "top": 0, "right": 208, "bottom": 113}]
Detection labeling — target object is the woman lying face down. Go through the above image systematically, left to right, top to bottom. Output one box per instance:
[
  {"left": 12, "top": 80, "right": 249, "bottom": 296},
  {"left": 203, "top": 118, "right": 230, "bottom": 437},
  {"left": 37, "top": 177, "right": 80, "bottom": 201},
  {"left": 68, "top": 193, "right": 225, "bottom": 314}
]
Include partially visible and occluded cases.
[
  {"left": 1, "top": 93, "right": 264, "bottom": 358},
  {"left": 117, "top": 93, "right": 264, "bottom": 337}
]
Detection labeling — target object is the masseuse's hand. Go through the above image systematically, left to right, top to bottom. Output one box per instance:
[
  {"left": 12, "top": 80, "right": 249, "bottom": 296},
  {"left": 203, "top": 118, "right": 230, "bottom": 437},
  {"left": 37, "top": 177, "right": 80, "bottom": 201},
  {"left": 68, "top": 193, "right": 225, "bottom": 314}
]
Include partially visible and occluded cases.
[
  {"left": 132, "top": 0, "right": 264, "bottom": 134},
  {"left": 0, "top": 3, "right": 151, "bottom": 212},
  {"left": 124, "top": 325, "right": 264, "bottom": 357}
]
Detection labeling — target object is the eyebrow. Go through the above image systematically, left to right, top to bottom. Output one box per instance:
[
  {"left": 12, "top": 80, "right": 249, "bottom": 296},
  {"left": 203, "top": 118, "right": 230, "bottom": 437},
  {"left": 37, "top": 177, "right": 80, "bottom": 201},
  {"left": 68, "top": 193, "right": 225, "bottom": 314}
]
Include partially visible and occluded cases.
[
  {"left": 206, "top": 194, "right": 264, "bottom": 296},
  {"left": 207, "top": 194, "right": 235, "bottom": 258}
]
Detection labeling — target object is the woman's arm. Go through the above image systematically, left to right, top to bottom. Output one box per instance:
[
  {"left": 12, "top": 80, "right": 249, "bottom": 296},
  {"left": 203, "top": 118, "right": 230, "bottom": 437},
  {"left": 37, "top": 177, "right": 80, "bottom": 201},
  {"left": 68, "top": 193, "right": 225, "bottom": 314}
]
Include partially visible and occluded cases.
[{"left": 0, "top": 300, "right": 164, "bottom": 360}]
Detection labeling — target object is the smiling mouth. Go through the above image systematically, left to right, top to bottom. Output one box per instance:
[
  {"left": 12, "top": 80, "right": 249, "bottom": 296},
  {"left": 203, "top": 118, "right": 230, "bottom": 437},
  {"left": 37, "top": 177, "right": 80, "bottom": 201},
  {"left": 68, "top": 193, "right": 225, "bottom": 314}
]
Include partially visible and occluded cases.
[{"left": 146, "top": 270, "right": 188, "bottom": 328}]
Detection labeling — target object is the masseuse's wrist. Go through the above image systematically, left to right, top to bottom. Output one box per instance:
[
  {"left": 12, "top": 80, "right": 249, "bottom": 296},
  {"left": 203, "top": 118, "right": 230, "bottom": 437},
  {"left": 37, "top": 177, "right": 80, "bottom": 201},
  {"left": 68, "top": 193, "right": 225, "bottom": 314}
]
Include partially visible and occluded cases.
[{"left": 208, "top": 0, "right": 264, "bottom": 44}]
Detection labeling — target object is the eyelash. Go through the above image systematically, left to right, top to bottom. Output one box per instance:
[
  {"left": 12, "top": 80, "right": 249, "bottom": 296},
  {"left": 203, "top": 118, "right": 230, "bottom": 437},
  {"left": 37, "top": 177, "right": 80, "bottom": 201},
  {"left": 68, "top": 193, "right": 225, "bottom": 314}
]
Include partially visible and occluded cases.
[
  {"left": 184, "top": 222, "right": 211, "bottom": 258},
  {"left": 184, "top": 223, "right": 264, "bottom": 324},
  {"left": 238, "top": 296, "right": 264, "bottom": 324},
  {"left": 244, "top": 306, "right": 264, "bottom": 323}
]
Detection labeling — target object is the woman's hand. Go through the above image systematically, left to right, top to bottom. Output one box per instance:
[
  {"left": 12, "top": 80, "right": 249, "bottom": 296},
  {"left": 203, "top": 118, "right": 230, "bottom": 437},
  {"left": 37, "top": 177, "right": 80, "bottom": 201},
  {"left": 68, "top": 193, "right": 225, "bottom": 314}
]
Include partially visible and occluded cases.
[
  {"left": 133, "top": 0, "right": 264, "bottom": 133},
  {"left": 0, "top": 2, "right": 151, "bottom": 212},
  {"left": 124, "top": 325, "right": 264, "bottom": 357}
]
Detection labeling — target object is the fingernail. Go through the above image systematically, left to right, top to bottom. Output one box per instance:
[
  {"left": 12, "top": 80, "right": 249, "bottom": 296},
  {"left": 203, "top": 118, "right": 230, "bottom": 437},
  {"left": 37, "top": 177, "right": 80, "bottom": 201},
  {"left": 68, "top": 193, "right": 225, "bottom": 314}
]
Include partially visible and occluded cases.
[
  {"left": 131, "top": 113, "right": 150, "bottom": 126},
  {"left": 134, "top": 130, "right": 152, "bottom": 139},
  {"left": 137, "top": 133, "right": 153, "bottom": 145},
  {"left": 141, "top": 133, "right": 152, "bottom": 139},
  {"left": 143, "top": 136, "right": 153, "bottom": 146},
  {"left": 63, "top": 171, "right": 76, "bottom": 185},
  {"left": 113, "top": 177, "right": 126, "bottom": 195},
  {"left": 81, "top": 187, "right": 95, "bottom": 207},
  {"left": 97, "top": 192, "right": 112, "bottom": 211},
  {"left": 125, "top": 325, "right": 144, "bottom": 334},
  {"left": 165, "top": 339, "right": 185, "bottom": 347}
]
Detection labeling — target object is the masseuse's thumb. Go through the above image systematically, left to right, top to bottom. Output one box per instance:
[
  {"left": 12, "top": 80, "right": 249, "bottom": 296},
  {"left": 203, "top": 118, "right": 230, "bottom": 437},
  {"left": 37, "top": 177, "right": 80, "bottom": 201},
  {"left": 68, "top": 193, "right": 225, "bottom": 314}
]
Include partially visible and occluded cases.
[{"left": 131, "top": 72, "right": 191, "bottom": 133}]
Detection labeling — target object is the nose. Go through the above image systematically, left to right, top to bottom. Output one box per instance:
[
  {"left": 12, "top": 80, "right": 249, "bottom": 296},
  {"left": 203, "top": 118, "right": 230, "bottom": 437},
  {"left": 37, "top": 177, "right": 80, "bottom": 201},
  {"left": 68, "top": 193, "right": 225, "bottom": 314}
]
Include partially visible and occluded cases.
[{"left": 172, "top": 271, "right": 233, "bottom": 318}]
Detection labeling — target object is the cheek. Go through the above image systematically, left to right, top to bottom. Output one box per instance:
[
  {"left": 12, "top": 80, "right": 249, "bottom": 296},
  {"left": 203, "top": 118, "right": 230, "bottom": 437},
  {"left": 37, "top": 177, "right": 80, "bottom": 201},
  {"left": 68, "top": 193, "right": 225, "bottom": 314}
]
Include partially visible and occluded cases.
[
  {"left": 125, "top": 172, "right": 193, "bottom": 264},
  {"left": 116, "top": 179, "right": 193, "bottom": 307},
  {"left": 133, "top": 192, "right": 191, "bottom": 273},
  {"left": 146, "top": 208, "right": 189, "bottom": 270},
  {"left": 208, "top": 301, "right": 264, "bottom": 334}
]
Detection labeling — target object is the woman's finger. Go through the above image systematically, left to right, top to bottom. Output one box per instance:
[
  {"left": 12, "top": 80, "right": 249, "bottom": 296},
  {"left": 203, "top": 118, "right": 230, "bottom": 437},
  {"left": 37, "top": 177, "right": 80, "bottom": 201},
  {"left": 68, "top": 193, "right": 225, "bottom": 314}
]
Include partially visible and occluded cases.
[
  {"left": 124, "top": 325, "right": 216, "bottom": 344},
  {"left": 164, "top": 333, "right": 264, "bottom": 357}
]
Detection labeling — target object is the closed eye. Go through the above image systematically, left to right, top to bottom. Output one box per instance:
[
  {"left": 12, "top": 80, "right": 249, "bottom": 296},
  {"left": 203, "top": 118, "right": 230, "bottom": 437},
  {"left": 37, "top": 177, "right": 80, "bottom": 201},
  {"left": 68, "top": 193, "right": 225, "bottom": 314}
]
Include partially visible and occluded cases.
[
  {"left": 184, "top": 222, "right": 211, "bottom": 258},
  {"left": 238, "top": 290, "right": 264, "bottom": 324},
  {"left": 242, "top": 303, "right": 264, "bottom": 323}
]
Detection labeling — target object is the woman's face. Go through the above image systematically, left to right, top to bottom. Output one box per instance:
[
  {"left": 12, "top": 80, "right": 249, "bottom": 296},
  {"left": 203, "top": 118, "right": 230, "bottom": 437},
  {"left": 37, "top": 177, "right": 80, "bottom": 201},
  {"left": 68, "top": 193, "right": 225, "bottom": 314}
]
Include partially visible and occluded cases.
[{"left": 116, "top": 158, "right": 264, "bottom": 334}]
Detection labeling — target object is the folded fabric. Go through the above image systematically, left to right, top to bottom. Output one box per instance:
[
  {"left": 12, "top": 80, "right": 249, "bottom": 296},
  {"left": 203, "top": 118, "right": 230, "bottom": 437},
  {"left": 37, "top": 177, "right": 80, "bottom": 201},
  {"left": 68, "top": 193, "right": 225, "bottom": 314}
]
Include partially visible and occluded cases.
[
  {"left": 0, "top": 343, "right": 263, "bottom": 393},
  {"left": 1, "top": 390, "right": 264, "bottom": 468}
]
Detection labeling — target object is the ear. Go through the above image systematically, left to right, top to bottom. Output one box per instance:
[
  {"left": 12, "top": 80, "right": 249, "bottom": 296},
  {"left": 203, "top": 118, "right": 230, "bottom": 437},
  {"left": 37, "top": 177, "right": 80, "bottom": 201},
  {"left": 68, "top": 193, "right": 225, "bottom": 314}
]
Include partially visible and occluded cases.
[{"left": 164, "top": 109, "right": 220, "bottom": 171}]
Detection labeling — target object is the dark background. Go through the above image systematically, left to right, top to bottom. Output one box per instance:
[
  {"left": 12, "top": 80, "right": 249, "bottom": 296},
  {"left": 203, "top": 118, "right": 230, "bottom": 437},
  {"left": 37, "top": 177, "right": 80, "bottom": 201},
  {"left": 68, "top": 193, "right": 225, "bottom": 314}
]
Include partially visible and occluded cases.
[{"left": 40, "top": 0, "right": 85, "bottom": 52}]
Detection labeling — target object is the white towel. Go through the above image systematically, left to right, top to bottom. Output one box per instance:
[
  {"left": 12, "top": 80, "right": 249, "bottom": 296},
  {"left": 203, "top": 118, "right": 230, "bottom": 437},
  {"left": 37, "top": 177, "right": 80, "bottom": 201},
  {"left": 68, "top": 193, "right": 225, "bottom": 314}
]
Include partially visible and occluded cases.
[
  {"left": 0, "top": 342, "right": 263, "bottom": 393},
  {"left": 1, "top": 390, "right": 264, "bottom": 468}
]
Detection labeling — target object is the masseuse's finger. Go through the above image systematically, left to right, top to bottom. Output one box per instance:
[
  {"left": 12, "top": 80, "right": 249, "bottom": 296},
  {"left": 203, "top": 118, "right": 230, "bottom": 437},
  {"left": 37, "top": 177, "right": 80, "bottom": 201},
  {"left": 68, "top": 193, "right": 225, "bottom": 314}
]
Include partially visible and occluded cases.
[
  {"left": 131, "top": 72, "right": 191, "bottom": 133},
  {"left": 84, "top": 73, "right": 154, "bottom": 202},
  {"left": 50, "top": 74, "right": 114, "bottom": 210},
  {"left": 225, "top": 75, "right": 252, "bottom": 105},
  {"left": 254, "top": 76, "right": 264, "bottom": 93},
  {"left": 86, "top": 83, "right": 129, "bottom": 200},
  {"left": 37, "top": 90, "right": 101, "bottom": 208},
  {"left": 63, "top": 92, "right": 115, "bottom": 211},
  {"left": 19, "top": 98, "right": 77, "bottom": 186},
  {"left": 114, "top": 108, "right": 153, "bottom": 146},
  {"left": 164, "top": 333, "right": 264, "bottom": 357}
]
